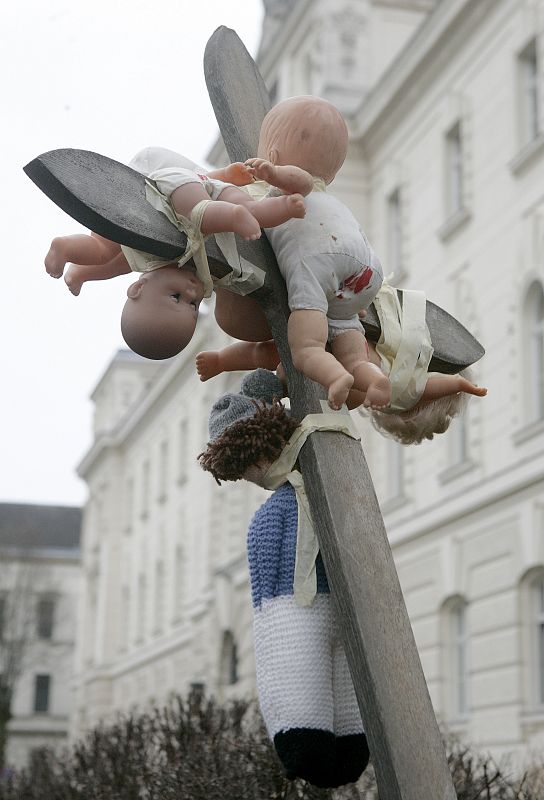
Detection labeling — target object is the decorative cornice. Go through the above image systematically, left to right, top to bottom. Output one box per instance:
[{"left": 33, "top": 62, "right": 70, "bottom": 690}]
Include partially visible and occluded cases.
[{"left": 350, "top": 0, "right": 500, "bottom": 148}]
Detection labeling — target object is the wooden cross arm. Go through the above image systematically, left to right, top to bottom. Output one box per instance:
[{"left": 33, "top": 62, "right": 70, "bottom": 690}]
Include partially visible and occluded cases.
[{"left": 24, "top": 147, "right": 483, "bottom": 375}]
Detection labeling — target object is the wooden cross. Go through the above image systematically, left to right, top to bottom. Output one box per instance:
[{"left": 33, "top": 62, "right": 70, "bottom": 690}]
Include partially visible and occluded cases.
[{"left": 23, "top": 27, "right": 476, "bottom": 799}]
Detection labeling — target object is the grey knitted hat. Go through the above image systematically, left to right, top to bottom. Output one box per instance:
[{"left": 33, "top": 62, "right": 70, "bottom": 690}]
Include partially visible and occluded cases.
[{"left": 208, "top": 369, "right": 285, "bottom": 442}]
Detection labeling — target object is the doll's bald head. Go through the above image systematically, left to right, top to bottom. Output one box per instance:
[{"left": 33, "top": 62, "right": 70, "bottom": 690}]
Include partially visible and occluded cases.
[
  {"left": 257, "top": 96, "right": 348, "bottom": 184},
  {"left": 121, "top": 265, "right": 203, "bottom": 360}
]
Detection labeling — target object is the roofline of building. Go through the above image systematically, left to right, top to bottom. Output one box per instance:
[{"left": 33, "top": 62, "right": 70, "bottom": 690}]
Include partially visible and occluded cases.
[
  {"left": 208, "top": 0, "right": 497, "bottom": 165},
  {"left": 349, "top": 0, "right": 498, "bottom": 147},
  {"left": 77, "top": 312, "right": 214, "bottom": 477},
  {"left": 89, "top": 348, "right": 160, "bottom": 402},
  {"left": 0, "top": 545, "right": 80, "bottom": 562}
]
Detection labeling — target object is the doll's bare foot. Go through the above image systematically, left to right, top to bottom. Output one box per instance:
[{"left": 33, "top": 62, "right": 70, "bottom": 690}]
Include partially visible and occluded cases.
[
  {"left": 284, "top": 193, "right": 306, "bottom": 219},
  {"left": 201, "top": 204, "right": 261, "bottom": 241},
  {"left": 230, "top": 207, "right": 262, "bottom": 240},
  {"left": 44, "top": 239, "right": 68, "bottom": 278},
  {"left": 64, "top": 266, "right": 84, "bottom": 296},
  {"left": 195, "top": 351, "right": 222, "bottom": 381},
  {"left": 328, "top": 372, "right": 354, "bottom": 410},
  {"left": 363, "top": 374, "right": 392, "bottom": 410},
  {"left": 459, "top": 377, "right": 487, "bottom": 397}
]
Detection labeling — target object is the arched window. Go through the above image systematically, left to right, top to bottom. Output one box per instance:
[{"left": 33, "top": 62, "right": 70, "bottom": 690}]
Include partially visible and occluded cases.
[
  {"left": 526, "top": 281, "right": 544, "bottom": 422},
  {"left": 154, "top": 561, "right": 164, "bottom": 635},
  {"left": 520, "top": 567, "right": 544, "bottom": 710},
  {"left": 531, "top": 574, "right": 544, "bottom": 706},
  {"left": 441, "top": 595, "right": 470, "bottom": 720},
  {"left": 219, "top": 630, "right": 239, "bottom": 687}
]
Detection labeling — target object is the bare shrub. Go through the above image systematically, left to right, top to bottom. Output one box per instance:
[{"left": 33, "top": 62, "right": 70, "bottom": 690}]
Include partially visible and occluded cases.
[{"left": 1, "top": 692, "right": 542, "bottom": 800}]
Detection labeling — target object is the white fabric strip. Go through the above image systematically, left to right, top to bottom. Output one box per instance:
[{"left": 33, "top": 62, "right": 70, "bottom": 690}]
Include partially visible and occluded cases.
[
  {"left": 120, "top": 179, "right": 266, "bottom": 298},
  {"left": 373, "top": 283, "right": 434, "bottom": 412},
  {"left": 261, "top": 409, "right": 360, "bottom": 607}
]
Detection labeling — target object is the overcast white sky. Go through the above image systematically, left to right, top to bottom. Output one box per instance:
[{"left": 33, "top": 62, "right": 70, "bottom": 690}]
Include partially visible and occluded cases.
[{"left": 1, "top": 0, "right": 264, "bottom": 507}]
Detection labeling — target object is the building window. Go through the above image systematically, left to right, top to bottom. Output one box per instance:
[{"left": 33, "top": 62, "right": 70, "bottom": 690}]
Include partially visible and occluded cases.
[
  {"left": 519, "top": 39, "right": 540, "bottom": 146},
  {"left": 267, "top": 80, "right": 278, "bottom": 106},
  {"left": 445, "top": 121, "right": 464, "bottom": 216},
  {"left": 387, "top": 188, "right": 404, "bottom": 278},
  {"left": 526, "top": 282, "right": 544, "bottom": 422},
  {"left": 450, "top": 415, "right": 469, "bottom": 467},
  {"left": 178, "top": 419, "right": 189, "bottom": 484},
  {"left": 158, "top": 441, "right": 169, "bottom": 502},
  {"left": 141, "top": 460, "right": 150, "bottom": 519},
  {"left": 124, "top": 477, "right": 134, "bottom": 532},
  {"left": 173, "top": 545, "right": 184, "bottom": 620},
  {"left": 154, "top": 562, "right": 165, "bottom": 634},
  {"left": 136, "top": 574, "right": 146, "bottom": 642},
  {"left": 532, "top": 575, "right": 544, "bottom": 705},
  {"left": 120, "top": 586, "right": 130, "bottom": 652},
  {"left": 0, "top": 595, "right": 6, "bottom": 640},
  {"left": 443, "top": 596, "right": 469, "bottom": 719},
  {"left": 36, "top": 597, "right": 55, "bottom": 640},
  {"left": 452, "top": 602, "right": 469, "bottom": 715},
  {"left": 219, "top": 631, "right": 239, "bottom": 686},
  {"left": 34, "top": 674, "right": 50, "bottom": 714}
]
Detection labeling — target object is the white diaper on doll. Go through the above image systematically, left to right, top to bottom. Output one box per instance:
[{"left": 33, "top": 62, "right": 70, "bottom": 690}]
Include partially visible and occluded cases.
[
  {"left": 120, "top": 147, "right": 266, "bottom": 298},
  {"left": 373, "top": 283, "right": 434, "bottom": 412}
]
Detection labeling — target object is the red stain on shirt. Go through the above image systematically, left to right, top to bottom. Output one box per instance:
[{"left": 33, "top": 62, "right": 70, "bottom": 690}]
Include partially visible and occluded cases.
[{"left": 340, "top": 266, "right": 373, "bottom": 295}]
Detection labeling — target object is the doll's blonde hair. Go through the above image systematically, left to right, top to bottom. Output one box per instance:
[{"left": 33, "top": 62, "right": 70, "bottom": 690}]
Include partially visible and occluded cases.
[
  {"left": 258, "top": 96, "right": 348, "bottom": 184},
  {"left": 366, "top": 370, "right": 472, "bottom": 445}
]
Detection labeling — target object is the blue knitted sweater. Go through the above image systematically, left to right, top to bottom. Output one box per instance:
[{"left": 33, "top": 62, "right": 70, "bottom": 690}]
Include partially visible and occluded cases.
[{"left": 247, "top": 482, "right": 330, "bottom": 609}]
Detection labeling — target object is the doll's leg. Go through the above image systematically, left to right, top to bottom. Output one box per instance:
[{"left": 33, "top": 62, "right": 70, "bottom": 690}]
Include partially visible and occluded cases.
[
  {"left": 170, "top": 183, "right": 261, "bottom": 240},
  {"left": 218, "top": 186, "right": 305, "bottom": 228},
  {"left": 45, "top": 233, "right": 120, "bottom": 278},
  {"left": 64, "top": 251, "right": 131, "bottom": 296},
  {"left": 213, "top": 287, "right": 272, "bottom": 341},
  {"left": 288, "top": 310, "right": 354, "bottom": 410},
  {"left": 332, "top": 329, "right": 391, "bottom": 409},
  {"left": 196, "top": 340, "right": 280, "bottom": 381},
  {"left": 420, "top": 372, "right": 487, "bottom": 402},
  {"left": 253, "top": 594, "right": 338, "bottom": 787},
  {"left": 332, "top": 633, "right": 370, "bottom": 786}
]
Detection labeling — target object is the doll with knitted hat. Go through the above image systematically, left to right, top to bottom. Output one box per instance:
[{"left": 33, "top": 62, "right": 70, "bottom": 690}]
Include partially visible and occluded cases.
[{"left": 199, "top": 369, "right": 370, "bottom": 789}]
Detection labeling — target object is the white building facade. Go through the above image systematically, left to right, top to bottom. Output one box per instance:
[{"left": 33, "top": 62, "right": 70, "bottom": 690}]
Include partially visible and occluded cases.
[
  {"left": 74, "top": 0, "right": 544, "bottom": 764},
  {"left": 0, "top": 504, "right": 81, "bottom": 769}
]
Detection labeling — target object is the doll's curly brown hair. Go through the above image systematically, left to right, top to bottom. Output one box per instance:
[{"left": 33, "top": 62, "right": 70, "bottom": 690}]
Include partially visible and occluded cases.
[{"left": 198, "top": 400, "right": 299, "bottom": 484}]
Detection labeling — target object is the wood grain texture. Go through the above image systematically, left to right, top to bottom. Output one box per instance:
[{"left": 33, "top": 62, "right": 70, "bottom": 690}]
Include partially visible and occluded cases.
[
  {"left": 205, "top": 26, "right": 458, "bottom": 800},
  {"left": 24, "top": 149, "right": 184, "bottom": 258}
]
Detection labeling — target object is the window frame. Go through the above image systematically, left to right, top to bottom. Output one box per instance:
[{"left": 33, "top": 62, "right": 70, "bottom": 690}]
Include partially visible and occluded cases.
[
  {"left": 36, "top": 595, "right": 55, "bottom": 640},
  {"left": 33, "top": 674, "right": 51, "bottom": 714}
]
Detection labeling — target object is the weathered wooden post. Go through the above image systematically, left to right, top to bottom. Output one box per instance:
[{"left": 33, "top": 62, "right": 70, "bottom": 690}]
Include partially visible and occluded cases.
[
  {"left": 23, "top": 27, "right": 482, "bottom": 799},
  {"left": 204, "top": 28, "right": 460, "bottom": 800}
]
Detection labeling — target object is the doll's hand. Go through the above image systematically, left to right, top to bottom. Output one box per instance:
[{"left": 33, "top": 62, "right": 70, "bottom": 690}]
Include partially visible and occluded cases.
[
  {"left": 245, "top": 158, "right": 277, "bottom": 184},
  {"left": 224, "top": 162, "right": 255, "bottom": 186}
]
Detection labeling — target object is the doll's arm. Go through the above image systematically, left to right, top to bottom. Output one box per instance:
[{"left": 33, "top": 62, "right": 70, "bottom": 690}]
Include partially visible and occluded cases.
[
  {"left": 245, "top": 158, "right": 314, "bottom": 196},
  {"left": 207, "top": 162, "right": 255, "bottom": 186},
  {"left": 420, "top": 373, "right": 487, "bottom": 402}
]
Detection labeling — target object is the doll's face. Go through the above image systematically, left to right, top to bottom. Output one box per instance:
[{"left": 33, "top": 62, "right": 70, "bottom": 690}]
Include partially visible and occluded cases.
[
  {"left": 121, "top": 265, "right": 205, "bottom": 360},
  {"left": 243, "top": 461, "right": 273, "bottom": 487}
]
